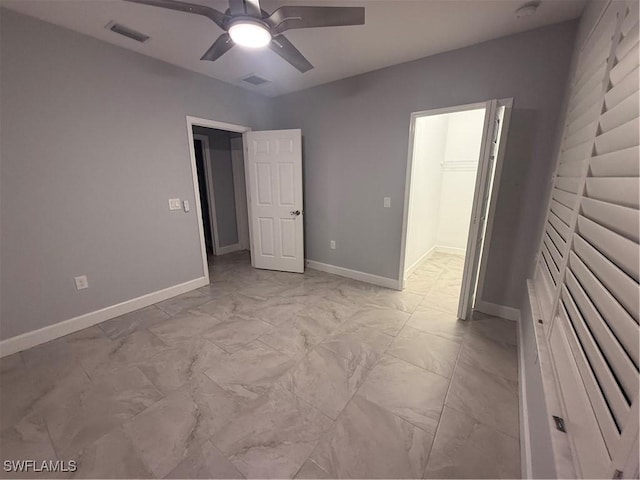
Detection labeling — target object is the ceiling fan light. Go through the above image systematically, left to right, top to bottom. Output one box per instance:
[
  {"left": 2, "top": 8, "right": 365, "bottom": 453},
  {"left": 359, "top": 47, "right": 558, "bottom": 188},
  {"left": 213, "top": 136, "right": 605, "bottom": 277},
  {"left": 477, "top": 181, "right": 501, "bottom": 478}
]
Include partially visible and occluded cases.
[{"left": 229, "top": 21, "right": 271, "bottom": 48}]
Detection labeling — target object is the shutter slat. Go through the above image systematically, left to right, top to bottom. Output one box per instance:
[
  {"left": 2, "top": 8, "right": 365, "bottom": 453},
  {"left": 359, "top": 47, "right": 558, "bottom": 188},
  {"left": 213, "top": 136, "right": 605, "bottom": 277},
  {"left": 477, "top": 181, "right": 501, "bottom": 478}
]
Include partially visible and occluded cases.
[
  {"left": 621, "top": 2, "right": 639, "bottom": 36},
  {"left": 617, "top": 20, "right": 639, "bottom": 60},
  {"left": 610, "top": 42, "right": 640, "bottom": 85},
  {"left": 571, "top": 62, "right": 607, "bottom": 112},
  {"left": 605, "top": 66, "right": 639, "bottom": 110},
  {"left": 568, "top": 82, "right": 605, "bottom": 123},
  {"left": 599, "top": 90, "right": 639, "bottom": 133},
  {"left": 567, "top": 103, "right": 601, "bottom": 137},
  {"left": 594, "top": 117, "right": 640, "bottom": 155},
  {"left": 565, "top": 122, "right": 598, "bottom": 150},
  {"left": 561, "top": 141, "right": 593, "bottom": 165},
  {"left": 590, "top": 145, "right": 640, "bottom": 177},
  {"left": 558, "top": 160, "right": 586, "bottom": 177},
  {"left": 556, "top": 176, "right": 581, "bottom": 194},
  {"left": 585, "top": 177, "right": 640, "bottom": 209},
  {"left": 553, "top": 187, "right": 578, "bottom": 209},
  {"left": 582, "top": 197, "right": 640, "bottom": 243},
  {"left": 552, "top": 199, "right": 574, "bottom": 225},
  {"left": 549, "top": 211, "right": 571, "bottom": 241},
  {"left": 577, "top": 215, "right": 639, "bottom": 281},
  {"left": 547, "top": 223, "right": 567, "bottom": 253},
  {"left": 545, "top": 234, "right": 563, "bottom": 268},
  {"left": 573, "top": 234, "right": 639, "bottom": 323},
  {"left": 542, "top": 243, "right": 560, "bottom": 282},
  {"left": 570, "top": 252, "right": 640, "bottom": 371},
  {"left": 566, "top": 268, "right": 638, "bottom": 413},
  {"left": 561, "top": 287, "right": 628, "bottom": 446},
  {"left": 560, "top": 289, "right": 627, "bottom": 450}
]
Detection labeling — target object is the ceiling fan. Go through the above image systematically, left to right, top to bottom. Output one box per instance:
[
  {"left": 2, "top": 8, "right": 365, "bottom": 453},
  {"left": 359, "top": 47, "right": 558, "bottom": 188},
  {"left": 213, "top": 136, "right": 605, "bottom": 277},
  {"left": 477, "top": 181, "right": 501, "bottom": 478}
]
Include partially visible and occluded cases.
[{"left": 125, "top": 0, "right": 365, "bottom": 73}]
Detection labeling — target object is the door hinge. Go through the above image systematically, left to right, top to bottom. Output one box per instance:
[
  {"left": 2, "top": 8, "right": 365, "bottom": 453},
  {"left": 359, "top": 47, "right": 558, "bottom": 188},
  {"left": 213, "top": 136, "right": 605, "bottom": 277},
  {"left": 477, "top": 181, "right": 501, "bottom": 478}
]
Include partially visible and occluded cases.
[
  {"left": 552, "top": 415, "right": 566, "bottom": 433},
  {"left": 613, "top": 469, "right": 623, "bottom": 479}
]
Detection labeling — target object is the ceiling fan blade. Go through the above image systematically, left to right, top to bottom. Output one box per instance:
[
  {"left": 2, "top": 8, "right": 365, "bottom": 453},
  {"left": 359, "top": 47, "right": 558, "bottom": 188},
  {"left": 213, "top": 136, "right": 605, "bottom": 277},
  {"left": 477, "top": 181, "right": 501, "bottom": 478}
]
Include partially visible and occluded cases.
[
  {"left": 125, "top": 0, "right": 228, "bottom": 29},
  {"left": 228, "top": 0, "right": 262, "bottom": 18},
  {"left": 266, "top": 6, "right": 364, "bottom": 34},
  {"left": 200, "top": 33, "right": 234, "bottom": 61},
  {"left": 269, "top": 35, "right": 313, "bottom": 73}
]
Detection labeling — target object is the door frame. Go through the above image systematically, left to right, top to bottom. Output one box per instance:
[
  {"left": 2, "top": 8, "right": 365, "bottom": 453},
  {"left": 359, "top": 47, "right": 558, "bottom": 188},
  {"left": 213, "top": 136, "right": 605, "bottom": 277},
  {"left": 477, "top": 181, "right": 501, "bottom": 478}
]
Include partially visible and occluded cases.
[
  {"left": 472, "top": 98, "right": 513, "bottom": 310},
  {"left": 397, "top": 99, "right": 512, "bottom": 318},
  {"left": 185, "top": 116, "right": 251, "bottom": 278},
  {"left": 192, "top": 133, "right": 220, "bottom": 256}
]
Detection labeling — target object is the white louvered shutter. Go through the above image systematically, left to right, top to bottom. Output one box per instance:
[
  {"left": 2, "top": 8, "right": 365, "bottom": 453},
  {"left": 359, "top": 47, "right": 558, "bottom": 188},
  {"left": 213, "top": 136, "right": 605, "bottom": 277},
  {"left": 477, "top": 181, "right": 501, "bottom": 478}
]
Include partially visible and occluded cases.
[
  {"left": 534, "top": 1, "right": 640, "bottom": 478},
  {"left": 534, "top": 3, "right": 621, "bottom": 321}
]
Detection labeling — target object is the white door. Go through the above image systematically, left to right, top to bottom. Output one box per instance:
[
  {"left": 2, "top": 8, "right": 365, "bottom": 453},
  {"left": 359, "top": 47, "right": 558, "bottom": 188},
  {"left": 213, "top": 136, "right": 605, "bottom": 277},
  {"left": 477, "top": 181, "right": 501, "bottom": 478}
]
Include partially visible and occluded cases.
[
  {"left": 458, "top": 99, "right": 511, "bottom": 319},
  {"left": 244, "top": 129, "right": 304, "bottom": 273}
]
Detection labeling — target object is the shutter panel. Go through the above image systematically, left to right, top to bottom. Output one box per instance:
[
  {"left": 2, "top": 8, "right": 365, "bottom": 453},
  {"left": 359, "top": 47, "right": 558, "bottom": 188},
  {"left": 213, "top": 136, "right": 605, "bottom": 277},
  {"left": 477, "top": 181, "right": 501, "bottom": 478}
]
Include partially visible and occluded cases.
[
  {"left": 534, "top": 1, "right": 640, "bottom": 477},
  {"left": 534, "top": 2, "right": 618, "bottom": 321}
]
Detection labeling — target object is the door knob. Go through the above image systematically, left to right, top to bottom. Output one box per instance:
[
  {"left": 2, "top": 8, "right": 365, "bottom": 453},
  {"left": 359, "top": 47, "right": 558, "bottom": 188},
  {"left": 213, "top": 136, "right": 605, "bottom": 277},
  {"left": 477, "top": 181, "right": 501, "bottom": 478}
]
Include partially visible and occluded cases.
[{"left": 290, "top": 210, "right": 301, "bottom": 216}]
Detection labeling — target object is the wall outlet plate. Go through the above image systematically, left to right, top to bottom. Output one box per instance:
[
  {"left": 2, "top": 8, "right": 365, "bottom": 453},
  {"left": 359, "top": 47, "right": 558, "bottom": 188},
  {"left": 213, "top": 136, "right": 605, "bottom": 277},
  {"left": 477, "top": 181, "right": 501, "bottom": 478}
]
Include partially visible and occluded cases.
[
  {"left": 384, "top": 197, "right": 391, "bottom": 208},
  {"left": 168, "top": 198, "right": 181, "bottom": 211},
  {"left": 330, "top": 240, "right": 336, "bottom": 249}
]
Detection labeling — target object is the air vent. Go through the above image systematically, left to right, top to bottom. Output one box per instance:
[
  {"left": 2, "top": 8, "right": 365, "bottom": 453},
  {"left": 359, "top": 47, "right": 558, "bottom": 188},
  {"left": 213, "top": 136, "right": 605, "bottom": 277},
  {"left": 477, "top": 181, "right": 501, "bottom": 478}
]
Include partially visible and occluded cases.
[
  {"left": 105, "top": 21, "right": 150, "bottom": 43},
  {"left": 241, "top": 74, "right": 270, "bottom": 86}
]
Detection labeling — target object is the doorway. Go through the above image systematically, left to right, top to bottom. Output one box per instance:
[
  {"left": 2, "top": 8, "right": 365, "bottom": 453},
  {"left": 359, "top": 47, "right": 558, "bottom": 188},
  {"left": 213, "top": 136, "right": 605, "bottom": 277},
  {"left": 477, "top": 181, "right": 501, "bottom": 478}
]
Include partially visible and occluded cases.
[
  {"left": 399, "top": 99, "right": 512, "bottom": 320},
  {"left": 186, "top": 118, "right": 252, "bottom": 280}
]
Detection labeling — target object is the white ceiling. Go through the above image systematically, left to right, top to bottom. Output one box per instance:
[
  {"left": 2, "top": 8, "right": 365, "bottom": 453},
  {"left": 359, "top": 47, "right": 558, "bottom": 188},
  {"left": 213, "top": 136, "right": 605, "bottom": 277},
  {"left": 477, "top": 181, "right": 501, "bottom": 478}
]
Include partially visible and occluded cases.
[{"left": 2, "top": 0, "right": 586, "bottom": 97}]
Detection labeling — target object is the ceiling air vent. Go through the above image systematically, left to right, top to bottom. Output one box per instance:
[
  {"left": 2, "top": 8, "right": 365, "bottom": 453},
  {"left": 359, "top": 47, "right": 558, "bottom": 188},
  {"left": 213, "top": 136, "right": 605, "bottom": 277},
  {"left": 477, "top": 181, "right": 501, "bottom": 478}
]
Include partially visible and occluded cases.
[
  {"left": 105, "top": 21, "right": 150, "bottom": 43},
  {"left": 241, "top": 74, "right": 270, "bottom": 86}
]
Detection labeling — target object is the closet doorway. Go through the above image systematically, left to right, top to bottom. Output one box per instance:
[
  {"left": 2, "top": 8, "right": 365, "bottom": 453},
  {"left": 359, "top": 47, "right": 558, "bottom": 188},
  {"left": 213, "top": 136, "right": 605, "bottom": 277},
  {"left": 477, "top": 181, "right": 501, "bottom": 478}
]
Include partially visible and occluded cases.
[{"left": 399, "top": 99, "right": 512, "bottom": 320}]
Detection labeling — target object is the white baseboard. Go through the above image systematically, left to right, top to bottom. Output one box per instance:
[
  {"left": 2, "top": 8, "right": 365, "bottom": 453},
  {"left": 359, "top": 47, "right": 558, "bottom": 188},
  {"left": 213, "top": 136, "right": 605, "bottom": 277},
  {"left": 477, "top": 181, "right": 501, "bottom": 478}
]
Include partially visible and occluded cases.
[
  {"left": 215, "top": 243, "right": 243, "bottom": 255},
  {"left": 434, "top": 245, "right": 466, "bottom": 256},
  {"left": 404, "top": 246, "right": 436, "bottom": 280},
  {"left": 306, "top": 260, "right": 400, "bottom": 290},
  {"left": 0, "top": 277, "right": 208, "bottom": 357},
  {"left": 475, "top": 300, "right": 521, "bottom": 322}
]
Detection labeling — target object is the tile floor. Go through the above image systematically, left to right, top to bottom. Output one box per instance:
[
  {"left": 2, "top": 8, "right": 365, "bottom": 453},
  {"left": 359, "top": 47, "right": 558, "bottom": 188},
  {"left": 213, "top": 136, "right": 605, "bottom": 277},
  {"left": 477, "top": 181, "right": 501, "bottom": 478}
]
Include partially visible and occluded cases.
[{"left": 0, "top": 251, "right": 520, "bottom": 479}]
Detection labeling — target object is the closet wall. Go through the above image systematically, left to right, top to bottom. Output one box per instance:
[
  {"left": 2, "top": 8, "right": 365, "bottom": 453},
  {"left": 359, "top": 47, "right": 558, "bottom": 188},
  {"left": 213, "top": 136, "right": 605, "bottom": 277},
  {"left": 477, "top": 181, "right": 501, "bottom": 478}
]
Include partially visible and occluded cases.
[
  {"left": 404, "top": 109, "right": 485, "bottom": 275},
  {"left": 436, "top": 109, "right": 486, "bottom": 252}
]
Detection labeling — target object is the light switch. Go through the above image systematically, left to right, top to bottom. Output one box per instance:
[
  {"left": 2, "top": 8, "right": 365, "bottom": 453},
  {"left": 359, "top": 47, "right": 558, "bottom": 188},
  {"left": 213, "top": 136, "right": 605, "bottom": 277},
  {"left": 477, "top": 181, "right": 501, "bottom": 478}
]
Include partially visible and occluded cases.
[
  {"left": 384, "top": 197, "right": 391, "bottom": 208},
  {"left": 169, "top": 198, "right": 181, "bottom": 211},
  {"left": 183, "top": 200, "right": 190, "bottom": 212}
]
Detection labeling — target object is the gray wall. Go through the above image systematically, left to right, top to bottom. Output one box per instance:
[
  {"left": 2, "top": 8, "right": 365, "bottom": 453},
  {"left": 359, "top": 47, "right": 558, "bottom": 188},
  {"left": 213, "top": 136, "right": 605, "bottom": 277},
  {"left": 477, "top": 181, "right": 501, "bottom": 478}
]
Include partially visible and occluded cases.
[
  {"left": 0, "top": 9, "right": 273, "bottom": 340},
  {"left": 273, "top": 20, "right": 578, "bottom": 309},
  {"left": 192, "top": 127, "right": 239, "bottom": 248}
]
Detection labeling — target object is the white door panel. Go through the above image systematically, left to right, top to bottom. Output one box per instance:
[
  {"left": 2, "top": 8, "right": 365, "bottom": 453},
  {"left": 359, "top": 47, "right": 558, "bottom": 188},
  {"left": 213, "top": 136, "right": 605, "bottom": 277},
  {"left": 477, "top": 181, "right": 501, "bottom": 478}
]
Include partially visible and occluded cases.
[{"left": 245, "top": 129, "right": 304, "bottom": 273}]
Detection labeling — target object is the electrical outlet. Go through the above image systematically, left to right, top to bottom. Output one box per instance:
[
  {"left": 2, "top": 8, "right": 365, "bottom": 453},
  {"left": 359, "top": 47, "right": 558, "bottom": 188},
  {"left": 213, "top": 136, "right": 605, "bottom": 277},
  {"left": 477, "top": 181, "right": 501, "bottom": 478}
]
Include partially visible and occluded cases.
[
  {"left": 384, "top": 197, "right": 391, "bottom": 208},
  {"left": 168, "top": 198, "right": 181, "bottom": 211},
  {"left": 330, "top": 240, "right": 336, "bottom": 250},
  {"left": 74, "top": 275, "right": 89, "bottom": 290}
]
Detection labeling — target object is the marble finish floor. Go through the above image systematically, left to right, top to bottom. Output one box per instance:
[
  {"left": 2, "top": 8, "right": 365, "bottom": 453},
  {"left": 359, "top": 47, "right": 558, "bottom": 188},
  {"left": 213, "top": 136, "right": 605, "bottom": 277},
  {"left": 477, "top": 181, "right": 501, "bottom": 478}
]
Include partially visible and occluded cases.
[{"left": 0, "top": 251, "right": 520, "bottom": 479}]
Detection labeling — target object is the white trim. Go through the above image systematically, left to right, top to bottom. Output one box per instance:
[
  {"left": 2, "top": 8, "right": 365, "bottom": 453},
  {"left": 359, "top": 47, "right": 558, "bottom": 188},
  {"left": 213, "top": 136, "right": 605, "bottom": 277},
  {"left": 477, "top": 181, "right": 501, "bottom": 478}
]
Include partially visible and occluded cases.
[
  {"left": 193, "top": 133, "right": 220, "bottom": 255},
  {"left": 216, "top": 243, "right": 243, "bottom": 255},
  {"left": 434, "top": 245, "right": 466, "bottom": 256},
  {"left": 404, "top": 246, "right": 436, "bottom": 280},
  {"left": 306, "top": 260, "right": 400, "bottom": 290},
  {"left": 0, "top": 277, "right": 208, "bottom": 357},
  {"left": 474, "top": 300, "right": 520, "bottom": 322},
  {"left": 518, "top": 310, "right": 533, "bottom": 479}
]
